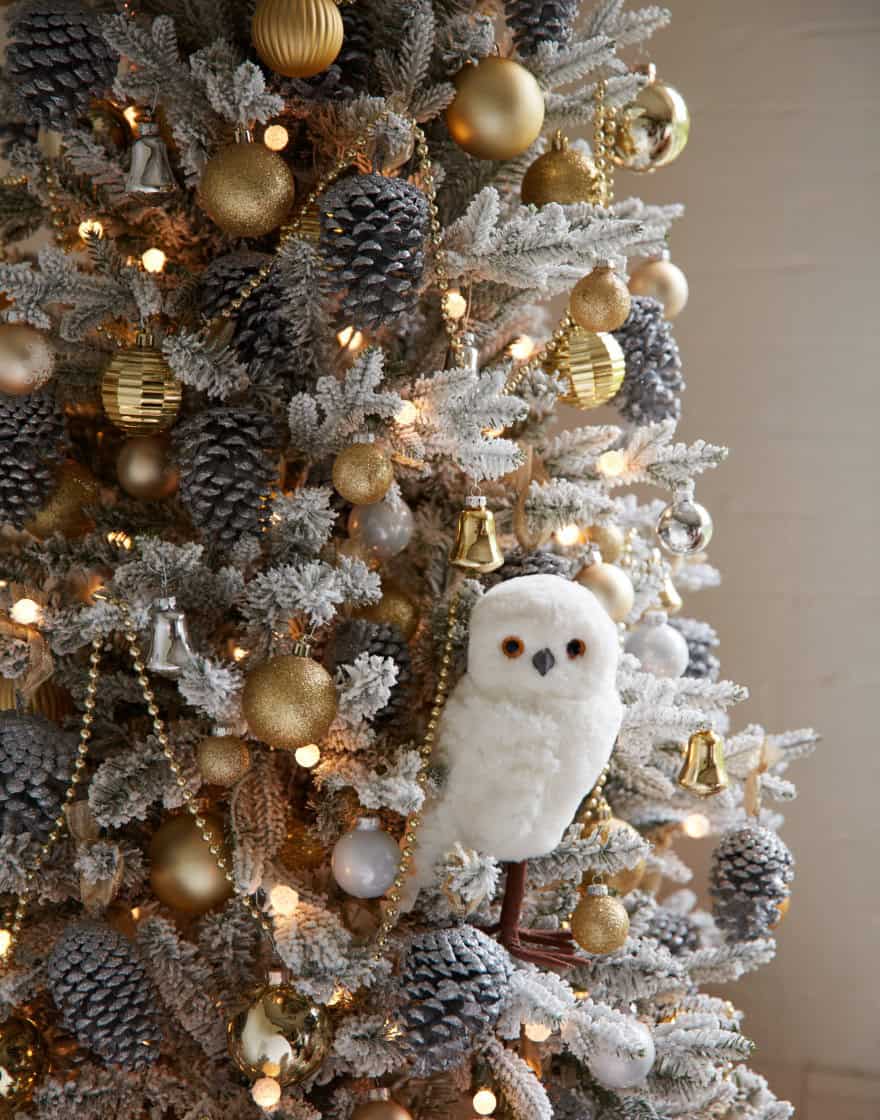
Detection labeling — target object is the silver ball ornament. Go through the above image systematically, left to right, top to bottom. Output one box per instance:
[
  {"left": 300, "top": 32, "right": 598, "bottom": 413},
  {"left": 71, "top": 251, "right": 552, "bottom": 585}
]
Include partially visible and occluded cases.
[
  {"left": 348, "top": 495, "right": 414, "bottom": 560},
  {"left": 657, "top": 497, "right": 714, "bottom": 555},
  {"left": 625, "top": 614, "right": 689, "bottom": 678},
  {"left": 331, "top": 817, "right": 400, "bottom": 899},
  {"left": 587, "top": 1019, "right": 655, "bottom": 1089}
]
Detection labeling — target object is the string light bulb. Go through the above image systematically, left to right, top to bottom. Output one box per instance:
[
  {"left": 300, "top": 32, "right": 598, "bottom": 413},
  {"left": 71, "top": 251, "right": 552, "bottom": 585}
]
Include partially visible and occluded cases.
[
  {"left": 123, "top": 105, "right": 139, "bottom": 129},
  {"left": 264, "top": 124, "right": 289, "bottom": 151},
  {"left": 78, "top": 219, "right": 104, "bottom": 240},
  {"left": 141, "top": 247, "right": 166, "bottom": 273},
  {"left": 444, "top": 287, "right": 467, "bottom": 320},
  {"left": 337, "top": 326, "right": 365, "bottom": 351},
  {"left": 509, "top": 335, "right": 536, "bottom": 361},
  {"left": 395, "top": 400, "right": 418, "bottom": 426},
  {"left": 596, "top": 449, "right": 627, "bottom": 478},
  {"left": 555, "top": 523, "right": 582, "bottom": 548},
  {"left": 107, "top": 529, "right": 133, "bottom": 551},
  {"left": 10, "top": 598, "right": 42, "bottom": 626},
  {"left": 232, "top": 645, "right": 249, "bottom": 662},
  {"left": 294, "top": 743, "right": 321, "bottom": 768},
  {"left": 683, "top": 812, "right": 710, "bottom": 838},
  {"left": 268, "top": 884, "right": 299, "bottom": 917},
  {"left": 0, "top": 929, "right": 11, "bottom": 957},
  {"left": 524, "top": 1022, "right": 553, "bottom": 1042},
  {"left": 251, "top": 1076, "right": 282, "bottom": 1110},
  {"left": 472, "top": 1088, "right": 498, "bottom": 1115}
]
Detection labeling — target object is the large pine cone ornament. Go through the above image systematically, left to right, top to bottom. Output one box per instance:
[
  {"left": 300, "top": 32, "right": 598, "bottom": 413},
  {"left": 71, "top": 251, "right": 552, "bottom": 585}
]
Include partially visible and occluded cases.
[
  {"left": 505, "top": 0, "right": 578, "bottom": 56},
  {"left": 6, "top": 1, "right": 119, "bottom": 131},
  {"left": 319, "top": 173, "right": 428, "bottom": 331},
  {"left": 612, "top": 296, "right": 685, "bottom": 425},
  {"left": 0, "top": 387, "right": 67, "bottom": 529},
  {"left": 173, "top": 408, "right": 283, "bottom": 541},
  {"left": 670, "top": 617, "right": 721, "bottom": 681},
  {"left": 330, "top": 619, "right": 412, "bottom": 726},
  {"left": 0, "top": 712, "right": 77, "bottom": 843},
  {"left": 709, "top": 824, "right": 794, "bottom": 942},
  {"left": 645, "top": 908, "right": 700, "bottom": 956},
  {"left": 47, "top": 921, "right": 162, "bottom": 1069},
  {"left": 397, "top": 926, "right": 513, "bottom": 1076}
]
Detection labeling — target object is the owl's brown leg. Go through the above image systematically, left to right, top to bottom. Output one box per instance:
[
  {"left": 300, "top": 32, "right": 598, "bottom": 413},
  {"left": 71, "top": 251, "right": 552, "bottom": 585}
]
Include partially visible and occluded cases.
[{"left": 495, "top": 861, "right": 583, "bottom": 968}]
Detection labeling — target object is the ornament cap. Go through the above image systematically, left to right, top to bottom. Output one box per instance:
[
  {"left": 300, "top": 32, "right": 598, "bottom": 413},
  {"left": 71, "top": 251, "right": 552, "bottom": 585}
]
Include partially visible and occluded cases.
[
  {"left": 551, "top": 129, "right": 569, "bottom": 151},
  {"left": 355, "top": 816, "right": 382, "bottom": 831},
  {"left": 587, "top": 883, "right": 611, "bottom": 898}
]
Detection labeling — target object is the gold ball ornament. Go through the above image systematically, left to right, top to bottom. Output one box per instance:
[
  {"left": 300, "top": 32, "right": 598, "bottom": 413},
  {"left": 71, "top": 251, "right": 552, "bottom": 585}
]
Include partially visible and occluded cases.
[
  {"left": 252, "top": 0, "right": 343, "bottom": 79},
  {"left": 446, "top": 56, "right": 545, "bottom": 161},
  {"left": 614, "top": 67, "right": 690, "bottom": 173},
  {"left": 521, "top": 130, "right": 598, "bottom": 205},
  {"left": 198, "top": 140, "right": 295, "bottom": 238},
  {"left": 628, "top": 257, "right": 689, "bottom": 320},
  {"left": 569, "top": 265, "right": 632, "bottom": 333},
  {"left": 0, "top": 324, "right": 54, "bottom": 396},
  {"left": 545, "top": 325, "right": 625, "bottom": 410},
  {"left": 101, "top": 335, "right": 181, "bottom": 435},
  {"left": 116, "top": 435, "right": 179, "bottom": 500},
  {"left": 332, "top": 443, "right": 393, "bottom": 506},
  {"left": 25, "top": 461, "right": 100, "bottom": 540},
  {"left": 586, "top": 523, "right": 625, "bottom": 564},
  {"left": 576, "top": 560, "right": 634, "bottom": 623},
  {"left": 353, "top": 582, "right": 420, "bottom": 640},
  {"left": 242, "top": 654, "right": 338, "bottom": 751},
  {"left": 197, "top": 735, "right": 252, "bottom": 788},
  {"left": 149, "top": 810, "right": 234, "bottom": 915},
  {"left": 581, "top": 817, "right": 646, "bottom": 895},
  {"left": 571, "top": 886, "right": 630, "bottom": 954},
  {"left": 227, "top": 985, "right": 332, "bottom": 1085},
  {"left": 0, "top": 1015, "right": 48, "bottom": 1112},
  {"left": 352, "top": 1096, "right": 414, "bottom": 1120}
]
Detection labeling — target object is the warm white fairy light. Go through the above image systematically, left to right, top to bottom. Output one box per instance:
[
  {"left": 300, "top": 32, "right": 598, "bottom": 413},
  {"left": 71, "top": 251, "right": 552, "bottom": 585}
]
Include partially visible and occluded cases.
[
  {"left": 123, "top": 105, "right": 139, "bottom": 129},
  {"left": 263, "top": 124, "right": 289, "bottom": 151},
  {"left": 78, "top": 219, "right": 104, "bottom": 240},
  {"left": 141, "top": 247, "right": 167, "bottom": 273},
  {"left": 444, "top": 287, "right": 467, "bottom": 320},
  {"left": 337, "top": 325, "right": 365, "bottom": 351},
  {"left": 509, "top": 335, "right": 536, "bottom": 361},
  {"left": 395, "top": 400, "right": 418, "bottom": 425},
  {"left": 596, "top": 449, "right": 627, "bottom": 478},
  {"left": 555, "top": 523, "right": 582, "bottom": 548},
  {"left": 107, "top": 529, "right": 133, "bottom": 551},
  {"left": 10, "top": 598, "right": 42, "bottom": 626},
  {"left": 294, "top": 743, "right": 321, "bottom": 768},
  {"left": 683, "top": 812, "right": 710, "bottom": 839},
  {"left": 268, "top": 884, "right": 300, "bottom": 917},
  {"left": 130, "top": 907, "right": 141, "bottom": 921},
  {"left": 0, "top": 929, "right": 12, "bottom": 957},
  {"left": 524, "top": 1022, "right": 553, "bottom": 1043},
  {"left": 251, "top": 1076, "right": 282, "bottom": 1110},
  {"left": 472, "top": 1088, "right": 498, "bottom": 1115}
]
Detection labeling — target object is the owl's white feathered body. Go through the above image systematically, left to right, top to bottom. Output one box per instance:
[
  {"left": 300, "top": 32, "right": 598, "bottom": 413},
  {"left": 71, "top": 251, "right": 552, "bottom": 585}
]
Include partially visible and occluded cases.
[{"left": 407, "top": 574, "right": 623, "bottom": 902}]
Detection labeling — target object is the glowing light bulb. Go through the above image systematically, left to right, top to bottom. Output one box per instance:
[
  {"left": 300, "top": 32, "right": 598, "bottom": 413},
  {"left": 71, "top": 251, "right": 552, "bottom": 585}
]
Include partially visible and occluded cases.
[
  {"left": 123, "top": 106, "right": 139, "bottom": 129},
  {"left": 264, "top": 124, "right": 289, "bottom": 151},
  {"left": 78, "top": 219, "right": 104, "bottom": 240},
  {"left": 141, "top": 247, "right": 166, "bottom": 273},
  {"left": 444, "top": 287, "right": 467, "bottom": 320},
  {"left": 337, "top": 325, "right": 365, "bottom": 351},
  {"left": 509, "top": 335, "right": 536, "bottom": 361},
  {"left": 395, "top": 400, "right": 418, "bottom": 426},
  {"left": 597, "top": 449, "right": 627, "bottom": 478},
  {"left": 555, "top": 523, "right": 582, "bottom": 548},
  {"left": 107, "top": 529, "right": 133, "bottom": 551},
  {"left": 10, "top": 598, "right": 42, "bottom": 626},
  {"left": 232, "top": 645, "right": 249, "bottom": 662},
  {"left": 294, "top": 743, "right": 321, "bottom": 769},
  {"left": 683, "top": 812, "right": 710, "bottom": 839},
  {"left": 268, "top": 884, "right": 299, "bottom": 917},
  {"left": 130, "top": 907, "right": 141, "bottom": 921},
  {"left": 0, "top": 929, "right": 11, "bottom": 957},
  {"left": 524, "top": 1022, "right": 553, "bottom": 1043},
  {"left": 251, "top": 1076, "right": 281, "bottom": 1110},
  {"left": 472, "top": 1088, "right": 497, "bottom": 1115}
]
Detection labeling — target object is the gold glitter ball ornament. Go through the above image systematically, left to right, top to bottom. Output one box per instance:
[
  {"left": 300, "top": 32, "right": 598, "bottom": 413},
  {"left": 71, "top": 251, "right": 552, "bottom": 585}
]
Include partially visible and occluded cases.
[
  {"left": 252, "top": 0, "right": 343, "bottom": 79},
  {"left": 446, "top": 56, "right": 545, "bottom": 161},
  {"left": 614, "top": 67, "right": 690, "bottom": 173},
  {"left": 521, "top": 130, "right": 598, "bottom": 205},
  {"left": 198, "top": 139, "right": 295, "bottom": 238},
  {"left": 628, "top": 256, "right": 689, "bottom": 320},
  {"left": 570, "top": 264, "right": 632, "bottom": 333},
  {"left": 0, "top": 323, "right": 54, "bottom": 395},
  {"left": 545, "top": 325, "right": 625, "bottom": 410},
  {"left": 101, "top": 334, "right": 181, "bottom": 435},
  {"left": 116, "top": 435, "right": 179, "bottom": 501},
  {"left": 332, "top": 442, "right": 394, "bottom": 506},
  {"left": 25, "top": 461, "right": 100, "bottom": 540},
  {"left": 576, "top": 559, "right": 634, "bottom": 623},
  {"left": 353, "top": 582, "right": 419, "bottom": 640},
  {"left": 242, "top": 654, "right": 338, "bottom": 750},
  {"left": 197, "top": 734, "right": 252, "bottom": 788},
  {"left": 149, "top": 810, "right": 234, "bottom": 915},
  {"left": 581, "top": 817, "right": 646, "bottom": 895},
  {"left": 571, "top": 886, "right": 630, "bottom": 954},
  {"left": 227, "top": 985, "right": 332, "bottom": 1085},
  {"left": 0, "top": 1015, "right": 47, "bottom": 1111}
]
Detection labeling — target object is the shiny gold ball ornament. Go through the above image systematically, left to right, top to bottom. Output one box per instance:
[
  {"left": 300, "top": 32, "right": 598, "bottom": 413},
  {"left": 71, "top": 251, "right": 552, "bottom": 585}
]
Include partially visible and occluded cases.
[
  {"left": 252, "top": 0, "right": 343, "bottom": 79},
  {"left": 446, "top": 56, "right": 545, "bottom": 161},
  {"left": 614, "top": 66, "right": 690, "bottom": 173},
  {"left": 521, "top": 130, "right": 598, "bottom": 205},
  {"left": 198, "top": 138, "right": 295, "bottom": 238},
  {"left": 628, "top": 256, "right": 689, "bottom": 320},
  {"left": 569, "top": 264, "right": 632, "bottom": 333},
  {"left": 0, "top": 323, "right": 54, "bottom": 395},
  {"left": 545, "top": 324, "right": 625, "bottom": 410},
  {"left": 101, "top": 333, "right": 181, "bottom": 435},
  {"left": 116, "top": 435, "right": 179, "bottom": 500},
  {"left": 332, "top": 442, "right": 393, "bottom": 506},
  {"left": 25, "top": 461, "right": 100, "bottom": 539},
  {"left": 586, "top": 523, "right": 625, "bottom": 564},
  {"left": 576, "top": 558, "right": 634, "bottom": 623},
  {"left": 353, "top": 582, "right": 420, "bottom": 640},
  {"left": 242, "top": 654, "right": 338, "bottom": 750},
  {"left": 197, "top": 734, "right": 252, "bottom": 788},
  {"left": 149, "top": 810, "right": 234, "bottom": 915},
  {"left": 581, "top": 817, "right": 646, "bottom": 895},
  {"left": 571, "top": 885, "right": 630, "bottom": 954},
  {"left": 227, "top": 985, "right": 332, "bottom": 1085},
  {"left": 0, "top": 1015, "right": 47, "bottom": 1111},
  {"left": 352, "top": 1093, "right": 414, "bottom": 1120}
]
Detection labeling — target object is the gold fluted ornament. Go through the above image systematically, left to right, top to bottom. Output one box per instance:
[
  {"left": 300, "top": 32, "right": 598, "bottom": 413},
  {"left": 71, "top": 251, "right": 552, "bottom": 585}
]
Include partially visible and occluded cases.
[
  {"left": 252, "top": 0, "right": 343, "bottom": 78},
  {"left": 446, "top": 56, "right": 545, "bottom": 161},
  {"left": 614, "top": 65, "right": 690, "bottom": 173},
  {"left": 521, "top": 130, "right": 598, "bottom": 205},
  {"left": 198, "top": 136, "right": 295, "bottom": 238},
  {"left": 569, "top": 264, "right": 631, "bottom": 333},
  {"left": 544, "top": 323, "right": 625, "bottom": 410},
  {"left": 101, "top": 332, "right": 181, "bottom": 435},
  {"left": 116, "top": 435, "right": 179, "bottom": 500},
  {"left": 332, "top": 442, "right": 394, "bottom": 506},
  {"left": 25, "top": 461, "right": 100, "bottom": 540},
  {"left": 450, "top": 495, "right": 504, "bottom": 573},
  {"left": 353, "top": 582, "right": 419, "bottom": 640},
  {"left": 242, "top": 652, "right": 338, "bottom": 750},
  {"left": 0, "top": 677, "right": 74, "bottom": 721},
  {"left": 677, "top": 729, "right": 729, "bottom": 797},
  {"left": 197, "top": 734, "right": 252, "bottom": 787},
  {"left": 149, "top": 810, "right": 234, "bottom": 915},
  {"left": 571, "top": 885, "right": 630, "bottom": 954},
  {"left": 227, "top": 985, "right": 332, "bottom": 1084},
  {"left": 0, "top": 1015, "right": 47, "bottom": 1111}
]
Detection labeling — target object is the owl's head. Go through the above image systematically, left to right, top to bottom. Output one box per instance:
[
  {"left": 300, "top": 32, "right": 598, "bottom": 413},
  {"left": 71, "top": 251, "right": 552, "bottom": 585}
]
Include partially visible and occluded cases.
[{"left": 466, "top": 574, "right": 620, "bottom": 700}]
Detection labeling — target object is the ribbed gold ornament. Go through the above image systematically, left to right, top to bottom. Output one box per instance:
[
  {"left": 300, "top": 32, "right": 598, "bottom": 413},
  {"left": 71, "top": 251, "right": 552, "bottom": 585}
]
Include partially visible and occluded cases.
[
  {"left": 252, "top": 0, "right": 343, "bottom": 78},
  {"left": 521, "top": 130, "right": 598, "bottom": 205},
  {"left": 198, "top": 139, "right": 295, "bottom": 238},
  {"left": 545, "top": 325, "right": 625, "bottom": 410},
  {"left": 101, "top": 334, "right": 181, "bottom": 435},
  {"left": 332, "top": 442, "right": 394, "bottom": 506},
  {"left": 242, "top": 653, "right": 338, "bottom": 750},
  {"left": 0, "top": 678, "right": 73, "bottom": 722},
  {"left": 197, "top": 734, "right": 252, "bottom": 787},
  {"left": 571, "top": 886, "right": 630, "bottom": 954}
]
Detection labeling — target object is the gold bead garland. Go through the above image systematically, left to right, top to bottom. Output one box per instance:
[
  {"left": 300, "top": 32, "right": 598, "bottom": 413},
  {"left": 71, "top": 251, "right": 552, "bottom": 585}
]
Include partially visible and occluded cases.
[{"left": 591, "top": 80, "right": 616, "bottom": 207}]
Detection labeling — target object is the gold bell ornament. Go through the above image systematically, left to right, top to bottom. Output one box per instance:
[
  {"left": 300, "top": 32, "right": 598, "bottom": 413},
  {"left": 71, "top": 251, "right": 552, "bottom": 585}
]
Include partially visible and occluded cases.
[
  {"left": 252, "top": 0, "right": 344, "bottom": 79},
  {"left": 446, "top": 55, "right": 545, "bottom": 161},
  {"left": 614, "top": 64, "right": 690, "bottom": 173},
  {"left": 125, "top": 116, "right": 177, "bottom": 194},
  {"left": 198, "top": 130, "right": 295, "bottom": 238},
  {"left": 521, "top": 130, "right": 598, "bottom": 205},
  {"left": 628, "top": 251, "right": 689, "bottom": 320},
  {"left": 544, "top": 322, "right": 625, "bottom": 410},
  {"left": 101, "top": 331, "right": 181, "bottom": 435},
  {"left": 450, "top": 495, "right": 504, "bottom": 574},
  {"left": 145, "top": 596, "right": 197, "bottom": 679},
  {"left": 678, "top": 729, "right": 729, "bottom": 797}
]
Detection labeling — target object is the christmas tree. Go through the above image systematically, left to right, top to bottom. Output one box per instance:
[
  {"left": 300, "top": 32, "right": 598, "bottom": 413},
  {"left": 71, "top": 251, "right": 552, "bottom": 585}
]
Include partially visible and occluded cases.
[{"left": 0, "top": 2, "right": 818, "bottom": 1118}]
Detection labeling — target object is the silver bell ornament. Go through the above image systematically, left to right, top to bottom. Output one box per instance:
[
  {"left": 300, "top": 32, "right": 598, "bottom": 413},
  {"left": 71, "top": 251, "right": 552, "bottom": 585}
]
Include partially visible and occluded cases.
[
  {"left": 125, "top": 118, "right": 177, "bottom": 195},
  {"left": 447, "top": 331, "right": 479, "bottom": 375},
  {"left": 657, "top": 493, "right": 714, "bottom": 555},
  {"left": 146, "top": 596, "right": 196, "bottom": 678},
  {"left": 625, "top": 611, "right": 689, "bottom": 678},
  {"left": 331, "top": 817, "right": 401, "bottom": 899}
]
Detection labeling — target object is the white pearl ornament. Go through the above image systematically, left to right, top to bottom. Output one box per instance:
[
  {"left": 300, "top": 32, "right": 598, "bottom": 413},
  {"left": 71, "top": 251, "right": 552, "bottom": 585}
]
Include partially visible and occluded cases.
[
  {"left": 348, "top": 495, "right": 415, "bottom": 561},
  {"left": 625, "top": 613, "right": 689, "bottom": 678},
  {"left": 331, "top": 817, "right": 401, "bottom": 899},
  {"left": 587, "top": 1019, "right": 655, "bottom": 1089}
]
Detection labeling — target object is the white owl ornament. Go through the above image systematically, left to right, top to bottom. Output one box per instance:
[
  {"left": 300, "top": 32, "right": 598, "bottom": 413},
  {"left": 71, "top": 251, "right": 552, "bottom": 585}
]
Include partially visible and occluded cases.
[{"left": 409, "top": 574, "right": 623, "bottom": 901}]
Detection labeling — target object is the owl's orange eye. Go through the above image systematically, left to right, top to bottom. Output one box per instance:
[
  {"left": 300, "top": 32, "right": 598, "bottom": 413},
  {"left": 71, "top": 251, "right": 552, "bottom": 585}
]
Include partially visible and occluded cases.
[
  {"left": 501, "top": 636, "right": 524, "bottom": 659},
  {"left": 567, "top": 639, "right": 586, "bottom": 659}
]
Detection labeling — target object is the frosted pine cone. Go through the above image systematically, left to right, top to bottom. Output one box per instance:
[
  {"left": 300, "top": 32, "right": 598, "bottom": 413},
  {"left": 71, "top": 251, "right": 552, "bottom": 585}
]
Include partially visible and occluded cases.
[
  {"left": 505, "top": 0, "right": 578, "bottom": 56},
  {"left": 6, "top": 1, "right": 118, "bottom": 131},
  {"left": 294, "top": 3, "right": 373, "bottom": 99},
  {"left": 319, "top": 173, "right": 428, "bottom": 330},
  {"left": 612, "top": 296, "right": 685, "bottom": 425},
  {"left": 0, "top": 387, "right": 67, "bottom": 529},
  {"left": 173, "top": 408, "right": 283, "bottom": 542},
  {"left": 484, "top": 548, "right": 574, "bottom": 588},
  {"left": 670, "top": 617, "right": 721, "bottom": 681},
  {"left": 330, "top": 619, "right": 412, "bottom": 725},
  {"left": 0, "top": 712, "right": 77, "bottom": 843},
  {"left": 710, "top": 824, "right": 794, "bottom": 941},
  {"left": 645, "top": 909, "right": 700, "bottom": 956},
  {"left": 47, "top": 921, "right": 162, "bottom": 1070},
  {"left": 396, "top": 925, "right": 513, "bottom": 1076}
]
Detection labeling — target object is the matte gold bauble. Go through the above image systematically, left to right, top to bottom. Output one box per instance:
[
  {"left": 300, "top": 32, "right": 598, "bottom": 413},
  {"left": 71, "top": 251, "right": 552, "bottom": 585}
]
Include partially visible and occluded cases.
[
  {"left": 252, "top": 0, "right": 343, "bottom": 79},
  {"left": 446, "top": 56, "right": 545, "bottom": 161},
  {"left": 614, "top": 68, "right": 690, "bottom": 173},
  {"left": 521, "top": 130, "right": 598, "bottom": 205},
  {"left": 199, "top": 140, "right": 295, "bottom": 238},
  {"left": 628, "top": 257, "right": 689, "bottom": 320},
  {"left": 569, "top": 265, "right": 631, "bottom": 333},
  {"left": 0, "top": 323, "right": 54, "bottom": 395},
  {"left": 545, "top": 326, "right": 625, "bottom": 410},
  {"left": 101, "top": 334, "right": 181, "bottom": 435},
  {"left": 116, "top": 435, "right": 179, "bottom": 500},
  {"left": 332, "top": 443, "right": 393, "bottom": 506},
  {"left": 25, "top": 461, "right": 100, "bottom": 540},
  {"left": 586, "top": 523, "right": 624, "bottom": 563},
  {"left": 576, "top": 560, "right": 634, "bottom": 623},
  {"left": 353, "top": 583, "right": 419, "bottom": 640},
  {"left": 242, "top": 654, "right": 337, "bottom": 750},
  {"left": 0, "top": 677, "right": 74, "bottom": 722},
  {"left": 197, "top": 735, "right": 252, "bottom": 788},
  {"left": 149, "top": 811, "right": 233, "bottom": 915},
  {"left": 581, "top": 816, "right": 646, "bottom": 895},
  {"left": 279, "top": 817, "right": 327, "bottom": 871},
  {"left": 571, "top": 887, "right": 630, "bottom": 954},
  {"left": 227, "top": 985, "right": 332, "bottom": 1084},
  {"left": 0, "top": 1015, "right": 47, "bottom": 1111},
  {"left": 352, "top": 1096, "right": 414, "bottom": 1120}
]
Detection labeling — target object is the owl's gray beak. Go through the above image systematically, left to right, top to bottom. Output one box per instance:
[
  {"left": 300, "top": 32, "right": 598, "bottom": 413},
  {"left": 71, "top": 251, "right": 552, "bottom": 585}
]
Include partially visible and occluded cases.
[{"left": 531, "top": 648, "right": 556, "bottom": 676}]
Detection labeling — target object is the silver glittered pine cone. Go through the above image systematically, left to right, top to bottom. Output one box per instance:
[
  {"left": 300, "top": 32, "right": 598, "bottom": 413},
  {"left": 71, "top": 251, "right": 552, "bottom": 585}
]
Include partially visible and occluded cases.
[
  {"left": 505, "top": 0, "right": 578, "bottom": 56},
  {"left": 6, "top": 1, "right": 119, "bottom": 131},
  {"left": 319, "top": 172, "right": 429, "bottom": 331},
  {"left": 612, "top": 295, "right": 685, "bottom": 425},
  {"left": 0, "top": 386, "right": 67, "bottom": 529},
  {"left": 173, "top": 407, "right": 284, "bottom": 542},
  {"left": 482, "top": 547, "right": 575, "bottom": 589},
  {"left": 670, "top": 617, "right": 721, "bottom": 681},
  {"left": 330, "top": 619, "right": 412, "bottom": 726},
  {"left": 0, "top": 712, "right": 78, "bottom": 843},
  {"left": 709, "top": 824, "right": 794, "bottom": 942},
  {"left": 645, "top": 908, "right": 701, "bottom": 956},
  {"left": 47, "top": 921, "right": 163, "bottom": 1070},
  {"left": 396, "top": 925, "right": 513, "bottom": 1077}
]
